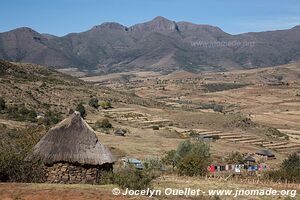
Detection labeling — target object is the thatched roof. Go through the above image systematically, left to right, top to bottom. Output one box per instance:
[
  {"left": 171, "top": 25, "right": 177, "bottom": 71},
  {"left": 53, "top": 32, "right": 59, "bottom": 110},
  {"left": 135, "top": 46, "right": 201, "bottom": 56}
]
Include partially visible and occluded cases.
[
  {"left": 32, "top": 112, "right": 116, "bottom": 165},
  {"left": 114, "top": 128, "right": 125, "bottom": 136},
  {"left": 256, "top": 149, "right": 275, "bottom": 157},
  {"left": 244, "top": 155, "right": 256, "bottom": 162}
]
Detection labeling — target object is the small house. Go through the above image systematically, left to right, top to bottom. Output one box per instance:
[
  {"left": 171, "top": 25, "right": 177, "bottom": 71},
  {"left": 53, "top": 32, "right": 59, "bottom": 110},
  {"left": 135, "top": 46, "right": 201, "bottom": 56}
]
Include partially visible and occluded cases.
[
  {"left": 31, "top": 111, "right": 116, "bottom": 184},
  {"left": 114, "top": 128, "right": 126, "bottom": 136},
  {"left": 255, "top": 149, "right": 275, "bottom": 160}
]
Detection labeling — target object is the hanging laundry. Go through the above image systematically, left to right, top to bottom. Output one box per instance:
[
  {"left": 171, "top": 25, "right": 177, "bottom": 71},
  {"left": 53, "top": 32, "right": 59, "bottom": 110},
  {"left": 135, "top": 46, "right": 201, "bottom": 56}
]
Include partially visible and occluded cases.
[
  {"left": 232, "top": 164, "right": 235, "bottom": 171},
  {"left": 208, "top": 165, "right": 215, "bottom": 172},
  {"left": 221, "top": 165, "right": 226, "bottom": 171},
  {"left": 225, "top": 165, "right": 229, "bottom": 171},
  {"left": 234, "top": 165, "right": 241, "bottom": 173},
  {"left": 254, "top": 165, "right": 258, "bottom": 171}
]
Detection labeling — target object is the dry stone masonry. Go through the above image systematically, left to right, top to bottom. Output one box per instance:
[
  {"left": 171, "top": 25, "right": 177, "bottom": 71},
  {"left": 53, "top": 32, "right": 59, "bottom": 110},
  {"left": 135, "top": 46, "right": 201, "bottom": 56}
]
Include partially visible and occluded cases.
[{"left": 44, "top": 162, "right": 113, "bottom": 184}]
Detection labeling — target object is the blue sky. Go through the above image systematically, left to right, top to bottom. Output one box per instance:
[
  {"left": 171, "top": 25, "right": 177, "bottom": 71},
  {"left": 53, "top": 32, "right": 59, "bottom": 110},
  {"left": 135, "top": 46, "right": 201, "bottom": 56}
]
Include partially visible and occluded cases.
[{"left": 1, "top": 0, "right": 300, "bottom": 36}]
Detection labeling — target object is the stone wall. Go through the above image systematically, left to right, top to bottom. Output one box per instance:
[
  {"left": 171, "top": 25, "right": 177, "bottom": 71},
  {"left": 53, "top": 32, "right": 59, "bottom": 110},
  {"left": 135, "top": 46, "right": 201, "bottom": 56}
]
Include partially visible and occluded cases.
[{"left": 44, "top": 162, "right": 113, "bottom": 184}]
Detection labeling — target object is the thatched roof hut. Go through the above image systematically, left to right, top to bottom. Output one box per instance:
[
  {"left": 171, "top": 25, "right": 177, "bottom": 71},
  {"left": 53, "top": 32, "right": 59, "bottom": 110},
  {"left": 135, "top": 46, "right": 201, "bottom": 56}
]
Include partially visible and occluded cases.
[
  {"left": 32, "top": 111, "right": 116, "bottom": 184},
  {"left": 114, "top": 128, "right": 126, "bottom": 136},
  {"left": 256, "top": 149, "right": 275, "bottom": 158},
  {"left": 244, "top": 155, "right": 256, "bottom": 163}
]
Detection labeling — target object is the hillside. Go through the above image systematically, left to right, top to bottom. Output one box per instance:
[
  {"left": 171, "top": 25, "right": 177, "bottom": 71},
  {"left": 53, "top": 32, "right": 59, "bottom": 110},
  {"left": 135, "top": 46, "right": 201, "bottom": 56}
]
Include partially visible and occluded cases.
[
  {"left": 1, "top": 17, "right": 300, "bottom": 74},
  {"left": 0, "top": 60, "right": 159, "bottom": 117}
]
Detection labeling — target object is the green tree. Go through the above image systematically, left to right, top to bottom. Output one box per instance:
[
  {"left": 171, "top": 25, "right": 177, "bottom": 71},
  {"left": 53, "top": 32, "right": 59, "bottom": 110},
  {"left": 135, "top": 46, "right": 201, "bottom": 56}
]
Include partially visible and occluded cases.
[
  {"left": 89, "top": 97, "right": 99, "bottom": 109},
  {"left": 75, "top": 102, "right": 86, "bottom": 118},
  {"left": 43, "top": 111, "right": 61, "bottom": 126},
  {"left": 0, "top": 126, "right": 44, "bottom": 182},
  {"left": 163, "top": 140, "right": 211, "bottom": 176},
  {"left": 176, "top": 140, "right": 192, "bottom": 157},
  {"left": 162, "top": 150, "right": 177, "bottom": 168},
  {"left": 225, "top": 151, "right": 245, "bottom": 164},
  {"left": 266, "top": 153, "right": 300, "bottom": 183},
  {"left": 281, "top": 153, "right": 300, "bottom": 182},
  {"left": 177, "top": 154, "right": 208, "bottom": 176}
]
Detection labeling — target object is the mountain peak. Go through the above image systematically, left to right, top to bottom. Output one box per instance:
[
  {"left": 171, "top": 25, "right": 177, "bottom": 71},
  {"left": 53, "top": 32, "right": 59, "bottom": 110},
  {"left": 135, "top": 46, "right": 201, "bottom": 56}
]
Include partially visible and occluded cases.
[
  {"left": 130, "top": 16, "right": 178, "bottom": 32},
  {"left": 151, "top": 16, "right": 172, "bottom": 22},
  {"left": 92, "top": 22, "right": 127, "bottom": 31},
  {"left": 6, "top": 27, "right": 39, "bottom": 35}
]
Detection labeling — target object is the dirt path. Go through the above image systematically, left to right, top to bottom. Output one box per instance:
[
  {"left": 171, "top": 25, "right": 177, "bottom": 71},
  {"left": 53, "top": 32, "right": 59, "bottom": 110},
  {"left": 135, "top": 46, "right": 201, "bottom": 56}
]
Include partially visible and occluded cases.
[{"left": 0, "top": 183, "right": 134, "bottom": 200}]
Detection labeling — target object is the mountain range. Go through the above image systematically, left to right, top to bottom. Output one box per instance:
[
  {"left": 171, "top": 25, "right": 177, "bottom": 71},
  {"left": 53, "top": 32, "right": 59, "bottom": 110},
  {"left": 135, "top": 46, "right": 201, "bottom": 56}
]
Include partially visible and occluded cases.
[{"left": 1, "top": 16, "right": 300, "bottom": 74}]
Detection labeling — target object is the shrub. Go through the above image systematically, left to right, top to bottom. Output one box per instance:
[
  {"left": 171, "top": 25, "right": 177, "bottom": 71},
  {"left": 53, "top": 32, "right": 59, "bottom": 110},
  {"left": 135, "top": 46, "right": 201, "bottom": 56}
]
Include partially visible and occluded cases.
[
  {"left": 0, "top": 65, "right": 6, "bottom": 75},
  {"left": 275, "top": 75, "right": 283, "bottom": 81},
  {"left": 202, "top": 83, "right": 248, "bottom": 93},
  {"left": 0, "top": 97, "right": 5, "bottom": 111},
  {"left": 89, "top": 97, "right": 99, "bottom": 109},
  {"left": 99, "top": 101, "right": 112, "bottom": 109},
  {"left": 75, "top": 102, "right": 86, "bottom": 118},
  {"left": 198, "top": 102, "right": 224, "bottom": 113},
  {"left": 213, "top": 104, "right": 224, "bottom": 112},
  {"left": 6, "top": 105, "right": 37, "bottom": 122},
  {"left": 43, "top": 111, "right": 62, "bottom": 126},
  {"left": 95, "top": 118, "right": 112, "bottom": 129},
  {"left": 0, "top": 126, "right": 44, "bottom": 182},
  {"left": 152, "top": 126, "right": 159, "bottom": 130},
  {"left": 266, "top": 127, "right": 289, "bottom": 140},
  {"left": 189, "top": 130, "right": 199, "bottom": 137},
  {"left": 163, "top": 140, "right": 211, "bottom": 176},
  {"left": 162, "top": 150, "right": 177, "bottom": 168},
  {"left": 225, "top": 151, "right": 245, "bottom": 164},
  {"left": 266, "top": 153, "right": 300, "bottom": 183},
  {"left": 281, "top": 153, "right": 300, "bottom": 182},
  {"left": 177, "top": 154, "right": 207, "bottom": 176},
  {"left": 143, "top": 157, "right": 163, "bottom": 171},
  {"left": 100, "top": 167, "right": 157, "bottom": 190}
]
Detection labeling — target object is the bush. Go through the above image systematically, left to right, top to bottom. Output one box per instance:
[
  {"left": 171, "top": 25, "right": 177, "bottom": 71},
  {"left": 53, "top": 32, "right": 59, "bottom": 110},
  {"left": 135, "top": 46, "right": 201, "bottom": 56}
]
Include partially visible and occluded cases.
[
  {"left": 275, "top": 75, "right": 283, "bottom": 81},
  {"left": 202, "top": 83, "right": 248, "bottom": 93},
  {"left": 0, "top": 97, "right": 5, "bottom": 111},
  {"left": 89, "top": 97, "right": 99, "bottom": 109},
  {"left": 99, "top": 101, "right": 112, "bottom": 109},
  {"left": 75, "top": 102, "right": 86, "bottom": 118},
  {"left": 198, "top": 102, "right": 224, "bottom": 113},
  {"left": 6, "top": 105, "right": 37, "bottom": 122},
  {"left": 42, "top": 111, "right": 62, "bottom": 126},
  {"left": 95, "top": 118, "right": 112, "bottom": 129},
  {"left": 0, "top": 126, "right": 44, "bottom": 182},
  {"left": 152, "top": 126, "right": 159, "bottom": 130},
  {"left": 266, "top": 127, "right": 289, "bottom": 140},
  {"left": 189, "top": 130, "right": 199, "bottom": 137},
  {"left": 163, "top": 140, "right": 211, "bottom": 176},
  {"left": 162, "top": 150, "right": 177, "bottom": 168},
  {"left": 225, "top": 151, "right": 245, "bottom": 164},
  {"left": 266, "top": 153, "right": 300, "bottom": 183},
  {"left": 177, "top": 154, "right": 208, "bottom": 176},
  {"left": 143, "top": 157, "right": 163, "bottom": 171},
  {"left": 100, "top": 167, "right": 157, "bottom": 190}
]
